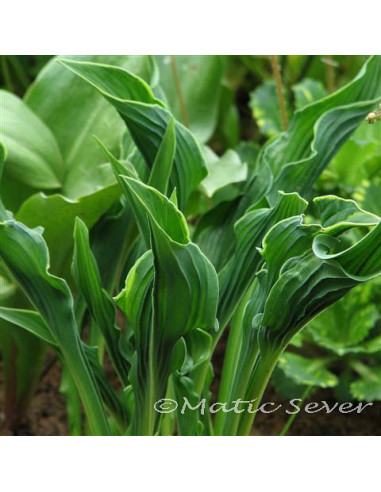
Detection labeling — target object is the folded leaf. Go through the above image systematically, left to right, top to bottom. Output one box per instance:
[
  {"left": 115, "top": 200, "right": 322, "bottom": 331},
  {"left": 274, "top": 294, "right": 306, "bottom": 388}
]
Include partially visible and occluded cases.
[
  {"left": 25, "top": 55, "right": 156, "bottom": 198},
  {"left": 263, "top": 55, "right": 381, "bottom": 199},
  {"left": 60, "top": 59, "right": 207, "bottom": 210},
  {"left": 114, "top": 179, "right": 218, "bottom": 434},
  {"left": 218, "top": 192, "right": 308, "bottom": 327},
  {"left": 72, "top": 217, "right": 129, "bottom": 384}
]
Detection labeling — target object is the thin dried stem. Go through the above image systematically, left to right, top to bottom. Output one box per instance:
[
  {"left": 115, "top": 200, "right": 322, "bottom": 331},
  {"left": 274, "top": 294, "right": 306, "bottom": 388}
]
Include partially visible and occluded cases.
[
  {"left": 170, "top": 55, "right": 190, "bottom": 128},
  {"left": 270, "top": 55, "right": 289, "bottom": 131},
  {"left": 324, "top": 55, "right": 336, "bottom": 93}
]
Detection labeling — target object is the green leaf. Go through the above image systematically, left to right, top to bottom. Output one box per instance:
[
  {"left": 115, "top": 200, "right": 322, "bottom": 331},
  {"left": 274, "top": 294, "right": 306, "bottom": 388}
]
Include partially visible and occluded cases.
[
  {"left": 25, "top": 55, "right": 156, "bottom": 198},
  {"left": 155, "top": 55, "right": 224, "bottom": 143},
  {"left": 262, "top": 55, "right": 381, "bottom": 199},
  {"left": 59, "top": 58, "right": 207, "bottom": 210},
  {"left": 292, "top": 78, "right": 327, "bottom": 109},
  {"left": 250, "top": 80, "right": 287, "bottom": 138},
  {"left": 0, "top": 90, "right": 63, "bottom": 189},
  {"left": 147, "top": 116, "right": 176, "bottom": 194},
  {"left": 329, "top": 138, "right": 379, "bottom": 188},
  {"left": 0, "top": 141, "right": 10, "bottom": 220},
  {"left": 200, "top": 147, "right": 247, "bottom": 202},
  {"left": 193, "top": 161, "right": 273, "bottom": 272},
  {"left": 124, "top": 177, "right": 219, "bottom": 344},
  {"left": 114, "top": 179, "right": 218, "bottom": 434},
  {"left": 358, "top": 179, "right": 381, "bottom": 217},
  {"left": 16, "top": 184, "right": 120, "bottom": 274},
  {"left": 218, "top": 192, "right": 308, "bottom": 327},
  {"left": 315, "top": 195, "right": 380, "bottom": 233},
  {"left": 72, "top": 217, "right": 129, "bottom": 384},
  {"left": 0, "top": 219, "right": 110, "bottom": 435},
  {"left": 260, "top": 221, "right": 381, "bottom": 352},
  {"left": 114, "top": 249, "right": 154, "bottom": 345},
  {"left": 0, "top": 274, "right": 16, "bottom": 302},
  {"left": 307, "top": 285, "right": 379, "bottom": 355},
  {"left": 0, "top": 307, "right": 56, "bottom": 346},
  {"left": 181, "top": 329, "right": 213, "bottom": 374},
  {"left": 278, "top": 353, "right": 338, "bottom": 388},
  {"left": 350, "top": 367, "right": 381, "bottom": 401}
]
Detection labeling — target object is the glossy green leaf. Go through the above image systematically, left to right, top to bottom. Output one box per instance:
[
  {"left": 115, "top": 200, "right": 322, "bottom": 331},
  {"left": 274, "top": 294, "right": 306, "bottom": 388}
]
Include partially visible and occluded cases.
[
  {"left": 193, "top": 161, "right": 273, "bottom": 271},
  {"left": 123, "top": 177, "right": 218, "bottom": 343},
  {"left": 114, "top": 178, "right": 218, "bottom": 434},
  {"left": 259, "top": 220, "right": 381, "bottom": 353},
  {"left": 114, "top": 249, "right": 154, "bottom": 348}
]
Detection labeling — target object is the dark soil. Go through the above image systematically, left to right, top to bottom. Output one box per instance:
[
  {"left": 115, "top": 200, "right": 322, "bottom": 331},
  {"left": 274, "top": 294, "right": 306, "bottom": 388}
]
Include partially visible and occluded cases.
[
  {"left": 1, "top": 352, "right": 380, "bottom": 436},
  {"left": 0, "top": 357, "right": 68, "bottom": 436},
  {"left": 252, "top": 385, "right": 381, "bottom": 436}
]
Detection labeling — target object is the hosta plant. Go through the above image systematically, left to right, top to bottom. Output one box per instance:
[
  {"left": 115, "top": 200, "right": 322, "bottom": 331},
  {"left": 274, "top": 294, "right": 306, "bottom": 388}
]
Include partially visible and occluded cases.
[{"left": 0, "top": 55, "right": 380, "bottom": 435}]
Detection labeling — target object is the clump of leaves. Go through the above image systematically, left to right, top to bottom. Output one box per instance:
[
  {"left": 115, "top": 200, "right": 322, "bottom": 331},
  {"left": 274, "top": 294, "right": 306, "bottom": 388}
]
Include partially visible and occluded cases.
[{"left": 1, "top": 55, "right": 380, "bottom": 435}]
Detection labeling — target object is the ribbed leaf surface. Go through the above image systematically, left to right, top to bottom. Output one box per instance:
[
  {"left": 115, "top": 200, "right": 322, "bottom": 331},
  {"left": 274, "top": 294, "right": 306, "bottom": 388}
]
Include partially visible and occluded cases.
[{"left": 59, "top": 60, "right": 207, "bottom": 210}]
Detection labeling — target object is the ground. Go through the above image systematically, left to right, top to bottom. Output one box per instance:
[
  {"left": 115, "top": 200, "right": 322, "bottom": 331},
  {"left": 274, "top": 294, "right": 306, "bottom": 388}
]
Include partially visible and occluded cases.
[{"left": 1, "top": 352, "right": 380, "bottom": 436}]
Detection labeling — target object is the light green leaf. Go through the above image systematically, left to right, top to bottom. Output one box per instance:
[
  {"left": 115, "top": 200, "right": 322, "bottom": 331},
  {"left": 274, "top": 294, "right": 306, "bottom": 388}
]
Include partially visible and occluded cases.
[
  {"left": 25, "top": 55, "right": 156, "bottom": 198},
  {"left": 155, "top": 55, "right": 224, "bottom": 143},
  {"left": 292, "top": 78, "right": 327, "bottom": 109},
  {"left": 250, "top": 80, "right": 286, "bottom": 138},
  {"left": 0, "top": 90, "right": 63, "bottom": 189},
  {"left": 147, "top": 116, "right": 176, "bottom": 194},
  {"left": 329, "top": 139, "right": 379, "bottom": 188},
  {"left": 201, "top": 147, "right": 247, "bottom": 200},
  {"left": 16, "top": 184, "right": 120, "bottom": 274},
  {"left": 114, "top": 249, "right": 154, "bottom": 345},
  {"left": 307, "top": 285, "right": 379, "bottom": 355},
  {"left": 0, "top": 307, "right": 56, "bottom": 346},
  {"left": 278, "top": 353, "right": 338, "bottom": 388},
  {"left": 351, "top": 367, "right": 381, "bottom": 401}
]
